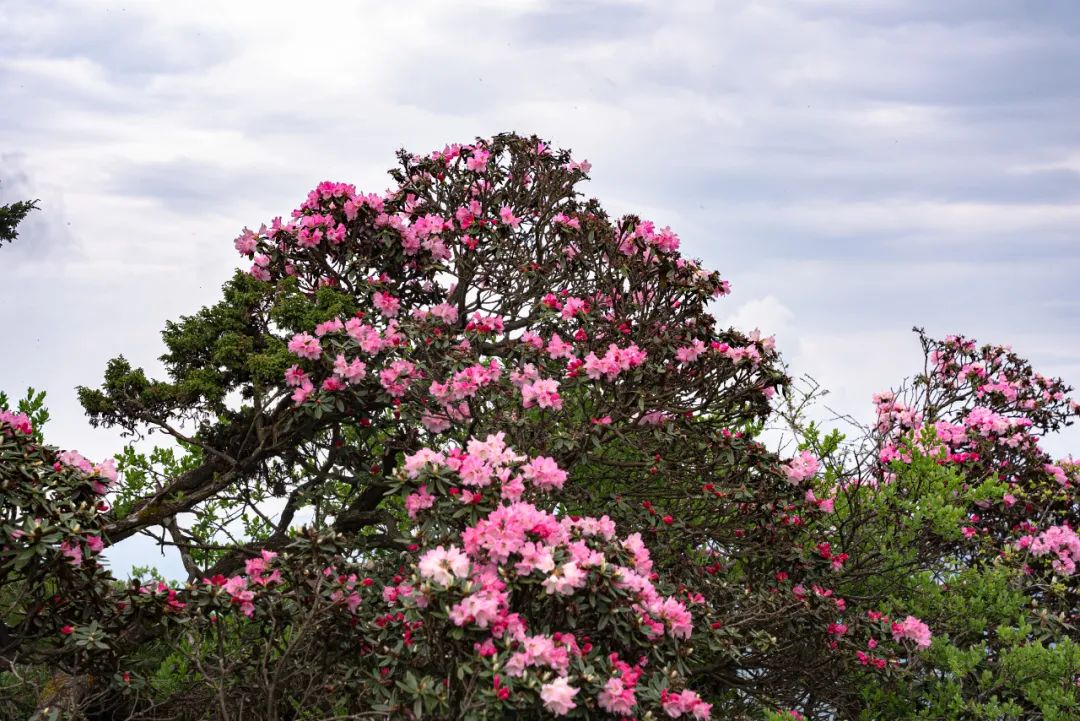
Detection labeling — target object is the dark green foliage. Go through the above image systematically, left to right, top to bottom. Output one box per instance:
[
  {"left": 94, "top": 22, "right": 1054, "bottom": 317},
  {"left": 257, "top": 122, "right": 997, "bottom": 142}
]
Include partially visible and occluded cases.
[{"left": 0, "top": 190, "right": 39, "bottom": 247}]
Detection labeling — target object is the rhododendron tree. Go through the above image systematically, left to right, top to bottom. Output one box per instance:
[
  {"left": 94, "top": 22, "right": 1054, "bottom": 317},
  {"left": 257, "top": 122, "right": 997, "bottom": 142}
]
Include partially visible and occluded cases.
[
  {"left": 1, "top": 135, "right": 1076, "bottom": 720},
  {"left": 808, "top": 332, "right": 1080, "bottom": 719}
]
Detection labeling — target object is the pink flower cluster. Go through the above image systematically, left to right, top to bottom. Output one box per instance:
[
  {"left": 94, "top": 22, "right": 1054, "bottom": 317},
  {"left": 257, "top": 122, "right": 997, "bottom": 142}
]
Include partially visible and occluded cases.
[
  {"left": 617, "top": 220, "right": 682, "bottom": 259},
  {"left": 372, "top": 291, "right": 400, "bottom": 318},
  {"left": 412, "top": 302, "right": 459, "bottom": 325},
  {"left": 465, "top": 313, "right": 505, "bottom": 334},
  {"left": 345, "top": 317, "right": 390, "bottom": 355},
  {"left": 287, "top": 332, "right": 322, "bottom": 360},
  {"left": 712, "top": 336, "right": 769, "bottom": 367},
  {"left": 675, "top": 339, "right": 706, "bottom": 364},
  {"left": 582, "top": 343, "right": 647, "bottom": 381},
  {"left": 379, "top": 359, "right": 420, "bottom": 398},
  {"left": 428, "top": 360, "right": 503, "bottom": 426},
  {"left": 521, "top": 378, "right": 562, "bottom": 410},
  {"left": 873, "top": 391, "right": 923, "bottom": 434},
  {"left": 874, "top": 394, "right": 1038, "bottom": 467},
  {"left": 963, "top": 406, "right": 1032, "bottom": 439},
  {"left": 0, "top": 410, "right": 33, "bottom": 436},
  {"left": 402, "top": 433, "right": 570, "bottom": 502},
  {"left": 396, "top": 437, "right": 708, "bottom": 714},
  {"left": 56, "top": 450, "right": 118, "bottom": 495},
  {"left": 783, "top": 451, "right": 820, "bottom": 484},
  {"left": 1043, "top": 461, "right": 1078, "bottom": 488},
  {"left": 404, "top": 484, "right": 436, "bottom": 519},
  {"left": 1018, "top": 524, "right": 1080, "bottom": 575},
  {"left": 417, "top": 545, "right": 471, "bottom": 586},
  {"left": 245, "top": 549, "right": 283, "bottom": 587},
  {"left": 201, "top": 550, "right": 286, "bottom": 619},
  {"left": 204, "top": 574, "right": 255, "bottom": 617},
  {"left": 890, "top": 615, "right": 932, "bottom": 649},
  {"left": 597, "top": 654, "right": 646, "bottom": 715},
  {"left": 540, "top": 676, "right": 579, "bottom": 716},
  {"left": 661, "top": 688, "right": 712, "bottom": 719}
]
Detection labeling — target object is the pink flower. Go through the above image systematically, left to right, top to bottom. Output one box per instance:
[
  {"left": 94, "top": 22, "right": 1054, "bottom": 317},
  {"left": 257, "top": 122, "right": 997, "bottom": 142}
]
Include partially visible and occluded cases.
[
  {"left": 466, "top": 146, "right": 491, "bottom": 171},
  {"left": 454, "top": 201, "right": 479, "bottom": 229},
  {"left": 499, "top": 205, "right": 522, "bottom": 228},
  {"left": 552, "top": 212, "right": 580, "bottom": 230},
  {"left": 234, "top": 228, "right": 258, "bottom": 255},
  {"left": 373, "top": 291, "right": 400, "bottom": 318},
  {"left": 560, "top": 297, "right": 588, "bottom": 319},
  {"left": 428, "top": 302, "right": 459, "bottom": 325},
  {"left": 465, "top": 313, "right": 504, "bottom": 334},
  {"left": 314, "top": 318, "right": 344, "bottom": 337},
  {"left": 345, "top": 318, "right": 386, "bottom": 355},
  {"left": 520, "top": 331, "right": 544, "bottom": 349},
  {"left": 287, "top": 332, "right": 322, "bottom": 360},
  {"left": 546, "top": 334, "right": 575, "bottom": 360},
  {"left": 675, "top": 339, "right": 706, "bottom": 364},
  {"left": 582, "top": 343, "right": 647, "bottom": 381},
  {"left": 333, "top": 354, "right": 367, "bottom": 383},
  {"left": 379, "top": 360, "right": 418, "bottom": 398},
  {"left": 284, "top": 365, "right": 308, "bottom": 387},
  {"left": 321, "top": 376, "right": 345, "bottom": 392},
  {"left": 521, "top": 378, "right": 562, "bottom": 410},
  {"left": 291, "top": 381, "right": 314, "bottom": 405},
  {"left": 0, "top": 410, "right": 33, "bottom": 435},
  {"left": 421, "top": 411, "right": 452, "bottom": 433},
  {"left": 403, "top": 448, "right": 447, "bottom": 477},
  {"left": 783, "top": 451, "right": 819, "bottom": 484},
  {"left": 520, "top": 456, "right": 567, "bottom": 491},
  {"left": 405, "top": 485, "right": 436, "bottom": 519},
  {"left": 1023, "top": 524, "right": 1080, "bottom": 574},
  {"left": 59, "top": 540, "right": 83, "bottom": 567},
  {"left": 418, "top": 545, "right": 471, "bottom": 586},
  {"left": 542, "top": 561, "right": 588, "bottom": 595},
  {"left": 222, "top": 576, "right": 246, "bottom": 595},
  {"left": 235, "top": 590, "right": 255, "bottom": 618},
  {"left": 654, "top": 597, "right": 694, "bottom": 639},
  {"left": 891, "top": 615, "right": 932, "bottom": 649},
  {"left": 598, "top": 676, "right": 637, "bottom": 715},
  {"left": 540, "top": 677, "right": 579, "bottom": 716},
  {"left": 661, "top": 688, "right": 711, "bottom": 719}
]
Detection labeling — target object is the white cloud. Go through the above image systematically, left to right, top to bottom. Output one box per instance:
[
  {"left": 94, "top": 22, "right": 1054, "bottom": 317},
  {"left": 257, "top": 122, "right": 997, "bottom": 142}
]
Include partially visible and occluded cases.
[{"left": 721, "top": 295, "right": 796, "bottom": 339}]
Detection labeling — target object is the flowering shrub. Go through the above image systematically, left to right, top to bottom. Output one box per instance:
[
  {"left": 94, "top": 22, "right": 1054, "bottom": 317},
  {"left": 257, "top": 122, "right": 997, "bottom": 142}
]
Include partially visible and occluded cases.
[
  {"left": 2, "top": 135, "right": 1076, "bottom": 719},
  {"left": 0, "top": 405, "right": 116, "bottom": 648}
]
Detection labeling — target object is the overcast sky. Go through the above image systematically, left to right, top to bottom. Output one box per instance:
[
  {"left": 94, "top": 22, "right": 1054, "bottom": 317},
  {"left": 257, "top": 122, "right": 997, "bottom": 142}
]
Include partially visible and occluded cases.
[{"left": 2, "top": 0, "right": 1079, "bottom": 578}]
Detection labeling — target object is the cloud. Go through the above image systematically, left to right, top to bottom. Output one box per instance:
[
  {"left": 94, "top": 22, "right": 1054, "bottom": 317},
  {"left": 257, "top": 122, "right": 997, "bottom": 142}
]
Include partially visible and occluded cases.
[
  {"left": 1, "top": 0, "right": 232, "bottom": 84},
  {"left": 721, "top": 295, "right": 796, "bottom": 339}
]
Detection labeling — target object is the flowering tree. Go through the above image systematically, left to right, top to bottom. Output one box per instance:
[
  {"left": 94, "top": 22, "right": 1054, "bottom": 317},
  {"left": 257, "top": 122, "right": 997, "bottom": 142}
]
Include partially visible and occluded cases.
[
  {"left": 1, "top": 134, "right": 1076, "bottom": 720},
  {"left": 830, "top": 333, "right": 1080, "bottom": 719}
]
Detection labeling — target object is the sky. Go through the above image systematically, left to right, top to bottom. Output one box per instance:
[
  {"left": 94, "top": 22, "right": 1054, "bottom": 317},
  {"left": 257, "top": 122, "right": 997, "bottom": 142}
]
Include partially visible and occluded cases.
[{"left": 2, "top": 0, "right": 1079, "bottom": 578}]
